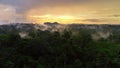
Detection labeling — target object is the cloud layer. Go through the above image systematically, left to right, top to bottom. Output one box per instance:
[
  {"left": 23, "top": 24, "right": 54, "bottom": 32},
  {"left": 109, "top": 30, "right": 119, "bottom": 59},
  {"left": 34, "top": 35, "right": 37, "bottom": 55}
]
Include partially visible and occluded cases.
[{"left": 0, "top": 0, "right": 120, "bottom": 24}]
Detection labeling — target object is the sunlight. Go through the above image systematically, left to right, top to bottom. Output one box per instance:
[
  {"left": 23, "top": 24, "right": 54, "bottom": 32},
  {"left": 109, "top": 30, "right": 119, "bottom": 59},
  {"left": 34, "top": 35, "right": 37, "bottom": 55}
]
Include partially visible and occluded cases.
[
  {"left": 29, "top": 14, "right": 77, "bottom": 24},
  {"left": 57, "top": 16, "right": 75, "bottom": 19}
]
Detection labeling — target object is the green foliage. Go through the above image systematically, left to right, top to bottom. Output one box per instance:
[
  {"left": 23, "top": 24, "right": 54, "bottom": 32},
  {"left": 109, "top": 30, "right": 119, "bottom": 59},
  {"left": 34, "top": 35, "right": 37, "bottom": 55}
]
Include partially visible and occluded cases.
[{"left": 0, "top": 30, "right": 120, "bottom": 68}]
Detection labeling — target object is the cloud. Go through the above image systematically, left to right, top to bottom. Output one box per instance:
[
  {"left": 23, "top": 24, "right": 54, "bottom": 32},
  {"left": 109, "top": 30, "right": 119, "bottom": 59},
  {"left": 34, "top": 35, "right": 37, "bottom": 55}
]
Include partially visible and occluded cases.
[
  {"left": 0, "top": 0, "right": 120, "bottom": 24},
  {"left": 0, "top": 0, "right": 119, "bottom": 14},
  {"left": 0, "top": 0, "right": 82, "bottom": 14},
  {"left": 0, "top": 4, "right": 16, "bottom": 22},
  {"left": 112, "top": 15, "right": 120, "bottom": 17},
  {"left": 82, "top": 19, "right": 105, "bottom": 22}
]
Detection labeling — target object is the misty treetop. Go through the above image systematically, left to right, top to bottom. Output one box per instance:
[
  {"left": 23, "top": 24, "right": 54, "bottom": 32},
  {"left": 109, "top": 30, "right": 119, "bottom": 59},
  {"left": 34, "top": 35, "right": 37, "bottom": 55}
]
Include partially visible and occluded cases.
[{"left": 0, "top": 23, "right": 120, "bottom": 68}]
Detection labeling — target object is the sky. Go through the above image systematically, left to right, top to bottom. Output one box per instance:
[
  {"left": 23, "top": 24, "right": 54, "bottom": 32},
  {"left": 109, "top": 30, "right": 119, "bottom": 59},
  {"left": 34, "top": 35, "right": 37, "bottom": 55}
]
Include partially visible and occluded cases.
[{"left": 0, "top": 0, "right": 120, "bottom": 24}]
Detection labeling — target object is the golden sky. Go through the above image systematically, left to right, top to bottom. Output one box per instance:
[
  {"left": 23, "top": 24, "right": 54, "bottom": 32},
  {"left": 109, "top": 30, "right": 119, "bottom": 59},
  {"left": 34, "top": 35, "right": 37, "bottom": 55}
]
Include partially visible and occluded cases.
[{"left": 0, "top": 0, "right": 120, "bottom": 24}]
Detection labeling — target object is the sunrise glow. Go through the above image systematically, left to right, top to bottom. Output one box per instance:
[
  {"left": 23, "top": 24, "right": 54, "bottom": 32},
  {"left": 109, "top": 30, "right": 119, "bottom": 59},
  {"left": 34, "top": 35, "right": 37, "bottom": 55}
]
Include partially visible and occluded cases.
[
  {"left": 0, "top": 0, "right": 120, "bottom": 24},
  {"left": 28, "top": 14, "right": 80, "bottom": 24}
]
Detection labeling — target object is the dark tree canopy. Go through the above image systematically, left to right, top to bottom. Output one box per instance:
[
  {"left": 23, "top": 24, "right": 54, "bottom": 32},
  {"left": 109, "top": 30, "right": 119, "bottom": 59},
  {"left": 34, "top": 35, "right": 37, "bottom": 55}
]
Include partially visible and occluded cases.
[{"left": 0, "top": 28, "right": 120, "bottom": 68}]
